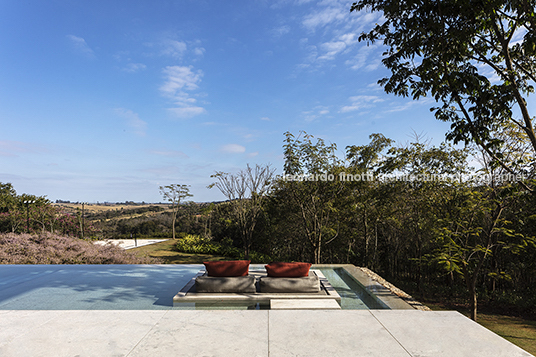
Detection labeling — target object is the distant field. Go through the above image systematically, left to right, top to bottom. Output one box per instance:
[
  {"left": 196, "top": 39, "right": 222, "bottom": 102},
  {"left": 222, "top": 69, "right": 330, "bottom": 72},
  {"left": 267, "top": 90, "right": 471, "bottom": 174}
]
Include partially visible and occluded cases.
[{"left": 53, "top": 203, "right": 170, "bottom": 213}]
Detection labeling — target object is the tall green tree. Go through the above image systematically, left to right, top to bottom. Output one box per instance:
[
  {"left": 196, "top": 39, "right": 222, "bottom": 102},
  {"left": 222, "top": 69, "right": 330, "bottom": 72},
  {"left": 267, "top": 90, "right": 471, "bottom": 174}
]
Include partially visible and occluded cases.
[
  {"left": 352, "top": 0, "right": 536, "bottom": 191},
  {"left": 280, "top": 131, "right": 345, "bottom": 264}
]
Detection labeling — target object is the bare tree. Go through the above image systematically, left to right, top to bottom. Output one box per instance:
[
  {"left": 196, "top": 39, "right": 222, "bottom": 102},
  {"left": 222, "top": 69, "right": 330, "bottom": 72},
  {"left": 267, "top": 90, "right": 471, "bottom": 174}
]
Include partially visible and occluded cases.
[
  {"left": 209, "top": 164, "right": 276, "bottom": 260},
  {"left": 159, "top": 184, "right": 192, "bottom": 239}
]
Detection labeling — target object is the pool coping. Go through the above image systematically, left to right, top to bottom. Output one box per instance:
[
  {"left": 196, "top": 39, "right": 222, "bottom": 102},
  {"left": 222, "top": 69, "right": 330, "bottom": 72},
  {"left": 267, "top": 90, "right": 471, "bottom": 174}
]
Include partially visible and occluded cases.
[{"left": 312, "top": 264, "right": 418, "bottom": 310}]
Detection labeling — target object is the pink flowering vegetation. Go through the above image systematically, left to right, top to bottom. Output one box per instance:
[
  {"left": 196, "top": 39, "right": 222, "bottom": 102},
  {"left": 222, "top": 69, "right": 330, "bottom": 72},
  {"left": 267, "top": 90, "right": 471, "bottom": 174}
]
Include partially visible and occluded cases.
[{"left": 0, "top": 233, "right": 160, "bottom": 264}]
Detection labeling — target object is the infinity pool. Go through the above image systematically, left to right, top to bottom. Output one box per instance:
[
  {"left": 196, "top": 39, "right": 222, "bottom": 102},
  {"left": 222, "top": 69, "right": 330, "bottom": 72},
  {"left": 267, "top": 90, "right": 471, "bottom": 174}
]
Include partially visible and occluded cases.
[{"left": 0, "top": 265, "right": 388, "bottom": 310}]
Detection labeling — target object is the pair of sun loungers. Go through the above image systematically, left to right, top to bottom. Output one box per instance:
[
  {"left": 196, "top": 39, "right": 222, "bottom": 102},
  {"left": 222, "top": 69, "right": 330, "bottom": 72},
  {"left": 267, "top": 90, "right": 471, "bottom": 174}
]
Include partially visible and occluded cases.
[
  {"left": 173, "top": 261, "right": 342, "bottom": 308},
  {"left": 195, "top": 261, "right": 320, "bottom": 293}
]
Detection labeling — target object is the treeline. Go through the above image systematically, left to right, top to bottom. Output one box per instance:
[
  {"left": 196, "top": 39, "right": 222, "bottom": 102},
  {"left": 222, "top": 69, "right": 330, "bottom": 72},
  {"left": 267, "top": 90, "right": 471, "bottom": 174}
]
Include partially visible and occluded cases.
[
  {"left": 203, "top": 132, "right": 536, "bottom": 320},
  {"left": 0, "top": 184, "right": 98, "bottom": 237}
]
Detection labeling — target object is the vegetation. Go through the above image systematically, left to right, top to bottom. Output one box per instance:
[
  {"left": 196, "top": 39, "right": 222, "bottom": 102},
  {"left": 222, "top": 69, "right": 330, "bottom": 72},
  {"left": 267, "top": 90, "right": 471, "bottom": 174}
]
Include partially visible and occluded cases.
[
  {"left": 351, "top": 0, "right": 536, "bottom": 192},
  {"left": 209, "top": 164, "right": 276, "bottom": 260},
  {"left": 159, "top": 184, "right": 192, "bottom": 239},
  {"left": 0, "top": 232, "right": 158, "bottom": 264},
  {"left": 175, "top": 233, "right": 272, "bottom": 263},
  {"left": 129, "top": 239, "right": 228, "bottom": 264}
]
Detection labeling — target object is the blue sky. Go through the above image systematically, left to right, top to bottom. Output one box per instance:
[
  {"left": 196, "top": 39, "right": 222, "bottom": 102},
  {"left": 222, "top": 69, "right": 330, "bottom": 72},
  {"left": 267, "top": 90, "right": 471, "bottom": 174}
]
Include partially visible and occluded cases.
[{"left": 1, "top": 0, "right": 455, "bottom": 203}]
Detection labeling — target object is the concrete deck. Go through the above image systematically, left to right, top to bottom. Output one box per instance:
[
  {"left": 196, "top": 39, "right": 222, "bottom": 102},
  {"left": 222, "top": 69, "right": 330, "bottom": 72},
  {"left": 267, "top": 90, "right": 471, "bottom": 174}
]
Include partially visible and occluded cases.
[{"left": 0, "top": 309, "right": 532, "bottom": 356}]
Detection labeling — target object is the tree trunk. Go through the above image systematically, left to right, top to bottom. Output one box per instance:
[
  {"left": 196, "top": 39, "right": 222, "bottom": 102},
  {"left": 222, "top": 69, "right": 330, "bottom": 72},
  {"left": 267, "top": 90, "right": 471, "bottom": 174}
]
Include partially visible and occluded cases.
[
  {"left": 172, "top": 214, "right": 176, "bottom": 239},
  {"left": 470, "top": 284, "right": 478, "bottom": 321}
]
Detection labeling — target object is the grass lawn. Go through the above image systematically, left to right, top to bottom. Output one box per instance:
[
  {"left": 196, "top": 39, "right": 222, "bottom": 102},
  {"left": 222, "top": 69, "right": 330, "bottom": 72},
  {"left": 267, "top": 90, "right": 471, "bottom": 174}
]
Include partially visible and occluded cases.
[
  {"left": 129, "top": 239, "right": 229, "bottom": 264},
  {"left": 426, "top": 302, "right": 536, "bottom": 355}
]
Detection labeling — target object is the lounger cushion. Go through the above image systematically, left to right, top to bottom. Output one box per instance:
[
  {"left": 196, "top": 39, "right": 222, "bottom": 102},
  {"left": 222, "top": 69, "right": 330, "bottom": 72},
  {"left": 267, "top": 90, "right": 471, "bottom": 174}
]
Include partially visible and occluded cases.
[
  {"left": 203, "top": 260, "right": 250, "bottom": 277},
  {"left": 265, "top": 262, "right": 312, "bottom": 277},
  {"left": 195, "top": 276, "right": 256, "bottom": 293},
  {"left": 259, "top": 276, "right": 320, "bottom": 293}
]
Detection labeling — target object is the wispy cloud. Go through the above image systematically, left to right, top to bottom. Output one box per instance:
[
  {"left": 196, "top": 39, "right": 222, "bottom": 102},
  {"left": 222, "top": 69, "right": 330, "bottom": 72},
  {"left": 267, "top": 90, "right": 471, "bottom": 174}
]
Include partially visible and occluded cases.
[
  {"left": 294, "top": 1, "right": 384, "bottom": 72},
  {"left": 302, "top": 6, "right": 347, "bottom": 31},
  {"left": 271, "top": 25, "right": 291, "bottom": 37},
  {"left": 66, "top": 35, "right": 95, "bottom": 58},
  {"left": 161, "top": 39, "right": 187, "bottom": 58},
  {"left": 345, "top": 43, "right": 382, "bottom": 71},
  {"left": 122, "top": 63, "right": 147, "bottom": 73},
  {"left": 160, "top": 65, "right": 206, "bottom": 118},
  {"left": 340, "top": 96, "right": 384, "bottom": 113},
  {"left": 384, "top": 98, "right": 433, "bottom": 113},
  {"left": 302, "top": 106, "right": 330, "bottom": 122},
  {"left": 114, "top": 108, "right": 147, "bottom": 136},
  {"left": 0, "top": 141, "right": 44, "bottom": 157},
  {"left": 221, "top": 144, "right": 246, "bottom": 154},
  {"left": 150, "top": 149, "right": 188, "bottom": 158}
]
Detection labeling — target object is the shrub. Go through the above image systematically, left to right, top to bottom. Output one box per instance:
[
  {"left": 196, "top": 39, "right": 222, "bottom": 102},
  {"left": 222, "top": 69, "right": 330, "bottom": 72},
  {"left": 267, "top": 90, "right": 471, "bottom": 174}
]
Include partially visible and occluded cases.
[
  {"left": 0, "top": 232, "right": 160, "bottom": 264},
  {"left": 175, "top": 234, "right": 272, "bottom": 263}
]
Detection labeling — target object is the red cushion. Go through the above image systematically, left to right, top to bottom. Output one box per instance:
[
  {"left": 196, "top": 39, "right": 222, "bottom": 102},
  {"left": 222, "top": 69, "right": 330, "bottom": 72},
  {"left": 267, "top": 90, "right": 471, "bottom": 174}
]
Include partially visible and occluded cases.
[
  {"left": 203, "top": 260, "right": 250, "bottom": 277},
  {"left": 265, "top": 262, "right": 312, "bottom": 277}
]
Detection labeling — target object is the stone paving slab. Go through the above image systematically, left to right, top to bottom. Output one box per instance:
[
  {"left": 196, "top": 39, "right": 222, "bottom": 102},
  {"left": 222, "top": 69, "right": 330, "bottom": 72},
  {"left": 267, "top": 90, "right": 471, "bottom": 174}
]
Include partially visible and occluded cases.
[
  {"left": 269, "top": 309, "right": 411, "bottom": 356},
  {"left": 0, "top": 310, "right": 532, "bottom": 357},
  {"left": 0, "top": 310, "right": 167, "bottom": 357},
  {"left": 128, "top": 310, "right": 268, "bottom": 357},
  {"left": 370, "top": 310, "right": 533, "bottom": 357}
]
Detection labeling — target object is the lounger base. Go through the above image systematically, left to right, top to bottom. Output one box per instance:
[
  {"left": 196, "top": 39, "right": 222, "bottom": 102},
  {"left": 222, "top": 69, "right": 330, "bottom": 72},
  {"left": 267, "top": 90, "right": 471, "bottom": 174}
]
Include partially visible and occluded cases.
[{"left": 173, "top": 269, "right": 341, "bottom": 307}]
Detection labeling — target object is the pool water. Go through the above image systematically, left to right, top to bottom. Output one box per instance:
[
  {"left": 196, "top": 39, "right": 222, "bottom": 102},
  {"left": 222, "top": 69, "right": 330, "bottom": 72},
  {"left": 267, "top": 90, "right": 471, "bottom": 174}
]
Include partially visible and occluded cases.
[
  {"left": 0, "top": 265, "right": 387, "bottom": 310},
  {"left": 317, "top": 268, "right": 388, "bottom": 309}
]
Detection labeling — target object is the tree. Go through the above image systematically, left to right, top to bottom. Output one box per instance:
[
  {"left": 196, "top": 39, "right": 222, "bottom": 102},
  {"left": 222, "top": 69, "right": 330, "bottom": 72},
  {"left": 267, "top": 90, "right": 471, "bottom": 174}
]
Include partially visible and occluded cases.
[
  {"left": 352, "top": 0, "right": 536, "bottom": 191},
  {"left": 279, "top": 131, "right": 345, "bottom": 264},
  {"left": 209, "top": 164, "right": 275, "bottom": 260},
  {"left": 159, "top": 184, "right": 192, "bottom": 239}
]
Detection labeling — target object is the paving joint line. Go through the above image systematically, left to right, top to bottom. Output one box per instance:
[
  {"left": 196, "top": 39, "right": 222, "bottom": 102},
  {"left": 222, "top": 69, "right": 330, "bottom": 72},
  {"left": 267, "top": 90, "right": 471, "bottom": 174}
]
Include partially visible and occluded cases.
[
  {"left": 124, "top": 310, "right": 169, "bottom": 357},
  {"left": 369, "top": 310, "right": 413, "bottom": 357}
]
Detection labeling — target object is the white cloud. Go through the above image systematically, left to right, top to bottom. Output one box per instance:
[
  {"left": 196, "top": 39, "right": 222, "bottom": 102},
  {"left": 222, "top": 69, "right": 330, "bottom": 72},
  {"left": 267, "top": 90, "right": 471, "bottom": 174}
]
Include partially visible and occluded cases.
[
  {"left": 302, "top": 6, "right": 347, "bottom": 31},
  {"left": 271, "top": 25, "right": 291, "bottom": 37},
  {"left": 66, "top": 35, "right": 95, "bottom": 58},
  {"left": 161, "top": 39, "right": 187, "bottom": 58},
  {"left": 318, "top": 40, "right": 347, "bottom": 61},
  {"left": 345, "top": 43, "right": 382, "bottom": 71},
  {"left": 193, "top": 47, "right": 206, "bottom": 56},
  {"left": 122, "top": 63, "right": 146, "bottom": 73},
  {"left": 160, "top": 65, "right": 206, "bottom": 118},
  {"left": 161, "top": 65, "right": 202, "bottom": 93},
  {"left": 340, "top": 96, "right": 384, "bottom": 113},
  {"left": 384, "top": 98, "right": 433, "bottom": 113},
  {"left": 303, "top": 106, "right": 330, "bottom": 122},
  {"left": 167, "top": 107, "right": 206, "bottom": 118},
  {"left": 114, "top": 108, "right": 147, "bottom": 136},
  {"left": 261, "top": 117, "right": 271, "bottom": 121},
  {"left": 221, "top": 144, "right": 246, "bottom": 154},
  {"left": 150, "top": 150, "right": 188, "bottom": 158},
  {"left": 248, "top": 151, "right": 259, "bottom": 158}
]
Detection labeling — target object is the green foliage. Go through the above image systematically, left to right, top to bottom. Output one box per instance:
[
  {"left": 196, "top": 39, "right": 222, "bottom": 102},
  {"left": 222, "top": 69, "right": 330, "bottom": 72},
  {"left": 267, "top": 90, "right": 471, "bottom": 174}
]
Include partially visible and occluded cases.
[
  {"left": 352, "top": 0, "right": 536, "bottom": 190},
  {"left": 159, "top": 184, "right": 193, "bottom": 239},
  {"left": 175, "top": 234, "right": 272, "bottom": 263}
]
